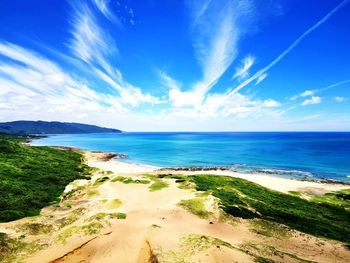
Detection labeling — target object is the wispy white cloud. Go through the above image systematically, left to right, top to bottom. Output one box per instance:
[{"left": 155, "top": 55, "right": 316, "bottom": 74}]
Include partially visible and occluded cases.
[
  {"left": 91, "top": 0, "right": 121, "bottom": 26},
  {"left": 163, "top": 0, "right": 348, "bottom": 120},
  {"left": 164, "top": 0, "right": 254, "bottom": 108},
  {"left": 191, "top": 0, "right": 241, "bottom": 100},
  {"left": 224, "top": 0, "right": 349, "bottom": 100},
  {"left": 69, "top": 2, "right": 161, "bottom": 107},
  {"left": 69, "top": 3, "right": 117, "bottom": 74},
  {"left": 0, "top": 42, "right": 128, "bottom": 119},
  {"left": 233, "top": 55, "right": 255, "bottom": 81},
  {"left": 255, "top": 73, "right": 267, "bottom": 85},
  {"left": 290, "top": 79, "right": 350, "bottom": 101},
  {"left": 319, "top": 79, "right": 350, "bottom": 92},
  {"left": 290, "top": 89, "right": 316, "bottom": 100},
  {"left": 300, "top": 90, "right": 316, "bottom": 97},
  {"left": 301, "top": 96, "right": 321, "bottom": 106},
  {"left": 334, "top": 96, "right": 347, "bottom": 102},
  {"left": 263, "top": 99, "right": 281, "bottom": 108}
]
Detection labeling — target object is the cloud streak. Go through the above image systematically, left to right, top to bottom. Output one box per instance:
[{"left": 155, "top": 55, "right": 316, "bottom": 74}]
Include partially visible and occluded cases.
[
  {"left": 91, "top": 0, "right": 121, "bottom": 26},
  {"left": 165, "top": 0, "right": 254, "bottom": 107},
  {"left": 224, "top": 0, "right": 349, "bottom": 100},
  {"left": 69, "top": 2, "right": 161, "bottom": 107},
  {"left": 0, "top": 42, "right": 128, "bottom": 118},
  {"left": 233, "top": 55, "right": 255, "bottom": 80},
  {"left": 290, "top": 79, "right": 350, "bottom": 101}
]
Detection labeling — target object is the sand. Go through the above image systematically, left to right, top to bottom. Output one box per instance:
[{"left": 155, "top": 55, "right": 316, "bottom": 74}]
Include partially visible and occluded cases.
[
  {"left": 1, "top": 150, "right": 349, "bottom": 263},
  {"left": 87, "top": 153, "right": 349, "bottom": 194}
]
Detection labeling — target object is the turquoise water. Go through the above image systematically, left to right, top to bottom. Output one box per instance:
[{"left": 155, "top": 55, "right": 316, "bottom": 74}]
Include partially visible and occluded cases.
[{"left": 32, "top": 132, "right": 350, "bottom": 182}]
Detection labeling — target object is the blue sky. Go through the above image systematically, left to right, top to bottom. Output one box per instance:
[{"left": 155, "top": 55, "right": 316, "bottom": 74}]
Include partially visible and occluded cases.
[{"left": 0, "top": 0, "right": 349, "bottom": 131}]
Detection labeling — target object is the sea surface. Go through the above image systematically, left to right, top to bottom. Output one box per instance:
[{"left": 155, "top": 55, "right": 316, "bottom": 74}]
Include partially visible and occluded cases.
[{"left": 32, "top": 132, "right": 350, "bottom": 182}]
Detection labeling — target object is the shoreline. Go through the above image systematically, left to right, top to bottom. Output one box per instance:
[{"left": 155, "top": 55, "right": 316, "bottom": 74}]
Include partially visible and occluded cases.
[
  {"left": 29, "top": 136, "right": 350, "bottom": 191},
  {"left": 30, "top": 136, "right": 350, "bottom": 185},
  {"left": 83, "top": 150, "right": 349, "bottom": 194}
]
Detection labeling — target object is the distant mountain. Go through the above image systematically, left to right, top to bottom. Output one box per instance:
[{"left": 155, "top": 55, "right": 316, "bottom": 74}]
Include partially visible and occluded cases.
[{"left": 0, "top": 121, "right": 122, "bottom": 135}]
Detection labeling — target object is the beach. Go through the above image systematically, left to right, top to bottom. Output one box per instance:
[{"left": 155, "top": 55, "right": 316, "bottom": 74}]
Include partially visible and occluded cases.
[
  {"left": 1, "top": 149, "right": 349, "bottom": 263},
  {"left": 87, "top": 151, "right": 349, "bottom": 195}
]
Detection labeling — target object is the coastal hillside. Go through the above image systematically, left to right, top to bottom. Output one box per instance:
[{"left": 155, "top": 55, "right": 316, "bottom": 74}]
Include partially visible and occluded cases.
[
  {"left": 0, "top": 121, "right": 122, "bottom": 134},
  {"left": 0, "top": 134, "right": 91, "bottom": 222}
]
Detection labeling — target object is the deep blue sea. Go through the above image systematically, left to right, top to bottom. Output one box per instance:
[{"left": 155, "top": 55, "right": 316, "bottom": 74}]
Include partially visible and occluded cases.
[{"left": 32, "top": 132, "right": 350, "bottom": 182}]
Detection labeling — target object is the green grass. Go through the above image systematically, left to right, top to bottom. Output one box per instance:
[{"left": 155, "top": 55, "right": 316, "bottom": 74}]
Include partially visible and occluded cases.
[
  {"left": 0, "top": 134, "right": 91, "bottom": 222},
  {"left": 189, "top": 174, "right": 350, "bottom": 244},
  {"left": 93, "top": 176, "right": 110, "bottom": 186},
  {"left": 111, "top": 176, "right": 150, "bottom": 184},
  {"left": 149, "top": 180, "right": 169, "bottom": 191},
  {"left": 310, "top": 189, "right": 350, "bottom": 209},
  {"left": 86, "top": 190, "right": 100, "bottom": 198},
  {"left": 178, "top": 198, "right": 211, "bottom": 219},
  {"left": 106, "top": 199, "right": 122, "bottom": 209},
  {"left": 59, "top": 208, "right": 85, "bottom": 228},
  {"left": 84, "top": 212, "right": 126, "bottom": 223},
  {"left": 115, "top": 212, "right": 126, "bottom": 219},
  {"left": 249, "top": 219, "right": 291, "bottom": 238},
  {"left": 56, "top": 222, "right": 103, "bottom": 243},
  {"left": 20, "top": 223, "right": 54, "bottom": 235},
  {"left": 0, "top": 232, "right": 44, "bottom": 263},
  {"left": 159, "top": 234, "right": 275, "bottom": 263}
]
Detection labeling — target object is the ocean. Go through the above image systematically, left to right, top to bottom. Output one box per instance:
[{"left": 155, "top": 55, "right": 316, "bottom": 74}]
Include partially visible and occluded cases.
[{"left": 32, "top": 132, "right": 350, "bottom": 182}]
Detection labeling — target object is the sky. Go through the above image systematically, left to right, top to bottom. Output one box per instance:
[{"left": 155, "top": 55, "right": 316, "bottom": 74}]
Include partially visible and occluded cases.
[{"left": 0, "top": 0, "right": 349, "bottom": 131}]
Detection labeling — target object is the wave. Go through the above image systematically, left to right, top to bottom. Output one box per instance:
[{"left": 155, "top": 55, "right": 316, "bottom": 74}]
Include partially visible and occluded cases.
[{"left": 229, "top": 164, "right": 314, "bottom": 179}]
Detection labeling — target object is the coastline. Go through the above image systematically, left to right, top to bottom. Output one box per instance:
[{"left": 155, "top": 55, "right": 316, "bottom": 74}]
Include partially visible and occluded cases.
[
  {"left": 31, "top": 132, "right": 350, "bottom": 184},
  {"left": 28, "top": 137, "right": 350, "bottom": 193},
  {"left": 1, "top": 147, "right": 349, "bottom": 263},
  {"left": 85, "top": 149, "right": 350, "bottom": 194}
]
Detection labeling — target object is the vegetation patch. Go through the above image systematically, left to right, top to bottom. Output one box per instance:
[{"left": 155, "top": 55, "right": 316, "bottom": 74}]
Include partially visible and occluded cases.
[
  {"left": 0, "top": 134, "right": 91, "bottom": 222},
  {"left": 144, "top": 173, "right": 195, "bottom": 190},
  {"left": 188, "top": 174, "right": 350, "bottom": 244},
  {"left": 93, "top": 176, "right": 110, "bottom": 186},
  {"left": 111, "top": 176, "right": 150, "bottom": 184},
  {"left": 176, "top": 177, "right": 196, "bottom": 190},
  {"left": 149, "top": 180, "right": 169, "bottom": 191},
  {"left": 62, "top": 186, "right": 85, "bottom": 200},
  {"left": 86, "top": 189, "right": 100, "bottom": 198},
  {"left": 310, "top": 189, "right": 350, "bottom": 209},
  {"left": 288, "top": 191, "right": 303, "bottom": 197},
  {"left": 178, "top": 198, "right": 211, "bottom": 219},
  {"left": 100, "top": 199, "right": 108, "bottom": 204},
  {"left": 106, "top": 199, "right": 122, "bottom": 209},
  {"left": 59, "top": 208, "right": 85, "bottom": 228},
  {"left": 84, "top": 212, "right": 126, "bottom": 223},
  {"left": 115, "top": 212, "right": 126, "bottom": 219},
  {"left": 249, "top": 219, "right": 292, "bottom": 238},
  {"left": 56, "top": 222, "right": 103, "bottom": 243},
  {"left": 20, "top": 223, "right": 54, "bottom": 235},
  {"left": 0, "top": 232, "right": 44, "bottom": 263},
  {"left": 158, "top": 234, "right": 273, "bottom": 263},
  {"left": 158, "top": 234, "right": 235, "bottom": 262},
  {"left": 241, "top": 242, "right": 316, "bottom": 263}
]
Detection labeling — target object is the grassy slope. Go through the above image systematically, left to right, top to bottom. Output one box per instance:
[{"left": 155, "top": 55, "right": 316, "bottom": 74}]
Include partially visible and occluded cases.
[
  {"left": 0, "top": 134, "right": 91, "bottom": 222},
  {"left": 188, "top": 174, "right": 350, "bottom": 244}
]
